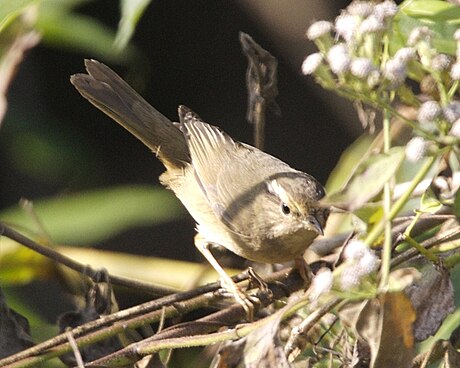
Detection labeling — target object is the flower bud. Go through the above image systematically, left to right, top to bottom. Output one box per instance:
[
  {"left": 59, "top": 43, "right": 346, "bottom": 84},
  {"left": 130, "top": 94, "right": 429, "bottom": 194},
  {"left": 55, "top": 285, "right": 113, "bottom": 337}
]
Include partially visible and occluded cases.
[
  {"left": 374, "top": 0, "right": 398, "bottom": 19},
  {"left": 347, "top": 1, "right": 375, "bottom": 17},
  {"left": 335, "top": 13, "right": 359, "bottom": 42},
  {"left": 359, "top": 14, "right": 386, "bottom": 33},
  {"left": 306, "top": 20, "right": 333, "bottom": 41},
  {"left": 407, "top": 26, "right": 433, "bottom": 46},
  {"left": 454, "top": 29, "right": 460, "bottom": 41},
  {"left": 327, "top": 43, "right": 351, "bottom": 74},
  {"left": 394, "top": 47, "right": 416, "bottom": 63},
  {"left": 302, "top": 53, "right": 323, "bottom": 75},
  {"left": 431, "top": 54, "right": 451, "bottom": 71},
  {"left": 350, "top": 57, "right": 376, "bottom": 79},
  {"left": 383, "top": 58, "right": 407, "bottom": 86},
  {"left": 450, "top": 62, "right": 460, "bottom": 80},
  {"left": 367, "top": 70, "right": 381, "bottom": 88},
  {"left": 417, "top": 100, "right": 441, "bottom": 123},
  {"left": 443, "top": 101, "right": 460, "bottom": 123},
  {"left": 450, "top": 119, "right": 460, "bottom": 138},
  {"left": 406, "top": 137, "right": 427, "bottom": 163},
  {"left": 340, "top": 240, "right": 379, "bottom": 290},
  {"left": 343, "top": 240, "right": 368, "bottom": 260},
  {"left": 358, "top": 252, "right": 379, "bottom": 275},
  {"left": 309, "top": 268, "right": 333, "bottom": 301},
  {"left": 340, "top": 271, "right": 361, "bottom": 290}
]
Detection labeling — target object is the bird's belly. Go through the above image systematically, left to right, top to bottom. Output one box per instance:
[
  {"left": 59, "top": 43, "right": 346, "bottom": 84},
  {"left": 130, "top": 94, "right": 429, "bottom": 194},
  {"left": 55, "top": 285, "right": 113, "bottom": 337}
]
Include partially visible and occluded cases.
[{"left": 228, "top": 228, "right": 318, "bottom": 264}]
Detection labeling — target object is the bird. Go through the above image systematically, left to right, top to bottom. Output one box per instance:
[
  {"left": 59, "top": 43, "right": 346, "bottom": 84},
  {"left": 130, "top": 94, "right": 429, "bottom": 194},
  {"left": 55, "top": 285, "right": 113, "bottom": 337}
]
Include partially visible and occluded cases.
[{"left": 71, "top": 59, "right": 329, "bottom": 313}]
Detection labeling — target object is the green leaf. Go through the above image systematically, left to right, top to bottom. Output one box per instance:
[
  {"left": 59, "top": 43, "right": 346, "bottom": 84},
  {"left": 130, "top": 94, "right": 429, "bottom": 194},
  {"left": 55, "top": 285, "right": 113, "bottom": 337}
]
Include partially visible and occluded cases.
[
  {"left": 0, "top": 0, "right": 39, "bottom": 31},
  {"left": 114, "top": 0, "right": 151, "bottom": 51},
  {"left": 394, "top": 0, "right": 460, "bottom": 56},
  {"left": 400, "top": 0, "right": 460, "bottom": 21},
  {"left": 36, "top": 5, "right": 134, "bottom": 63},
  {"left": 326, "top": 134, "right": 374, "bottom": 194},
  {"left": 326, "top": 147, "right": 406, "bottom": 210},
  {"left": 0, "top": 185, "right": 185, "bottom": 244},
  {"left": 420, "top": 186, "right": 442, "bottom": 214},
  {"left": 353, "top": 204, "right": 383, "bottom": 225},
  {"left": 0, "top": 242, "right": 51, "bottom": 285},
  {"left": 58, "top": 247, "right": 238, "bottom": 291}
]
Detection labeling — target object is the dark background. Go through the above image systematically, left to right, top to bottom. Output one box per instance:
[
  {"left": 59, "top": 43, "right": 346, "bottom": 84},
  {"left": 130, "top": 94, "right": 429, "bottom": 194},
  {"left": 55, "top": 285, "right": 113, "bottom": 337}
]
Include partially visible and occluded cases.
[{"left": 1, "top": 1, "right": 356, "bottom": 280}]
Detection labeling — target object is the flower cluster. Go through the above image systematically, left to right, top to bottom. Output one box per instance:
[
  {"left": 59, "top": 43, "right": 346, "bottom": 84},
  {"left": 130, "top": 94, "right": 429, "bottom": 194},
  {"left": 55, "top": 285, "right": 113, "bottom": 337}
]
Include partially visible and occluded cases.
[
  {"left": 302, "top": 0, "right": 460, "bottom": 162},
  {"left": 302, "top": 0, "right": 399, "bottom": 88},
  {"left": 339, "top": 240, "right": 379, "bottom": 290}
]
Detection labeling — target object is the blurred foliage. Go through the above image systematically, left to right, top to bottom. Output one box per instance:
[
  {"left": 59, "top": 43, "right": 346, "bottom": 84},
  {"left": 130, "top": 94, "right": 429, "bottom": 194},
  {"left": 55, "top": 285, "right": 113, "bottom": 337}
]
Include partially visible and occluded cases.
[
  {"left": 0, "top": 0, "right": 150, "bottom": 62},
  {"left": 114, "top": 0, "right": 150, "bottom": 51},
  {"left": 394, "top": 0, "right": 460, "bottom": 55},
  {"left": 0, "top": 185, "right": 184, "bottom": 245}
]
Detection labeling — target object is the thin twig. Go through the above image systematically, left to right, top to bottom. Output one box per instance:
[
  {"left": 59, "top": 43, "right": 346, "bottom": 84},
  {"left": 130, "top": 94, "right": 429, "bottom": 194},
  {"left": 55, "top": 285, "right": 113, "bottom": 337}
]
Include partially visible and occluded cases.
[
  {"left": 379, "top": 107, "right": 393, "bottom": 290},
  {"left": 365, "top": 156, "right": 438, "bottom": 246},
  {"left": 0, "top": 222, "right": 177, "bottom": 296},
  {"left": 391, "top": 225, "right": 460, "bottom": 268},
  {"left": 0, "top": 265, "right": 304, "bottom": 368},
  {"left": 84, "top": 272, "right": 311, "bottom": 367},
  {"left": 284, "top": 297, "right": 342, "bottom": 358},
  {"left": 65, "top": 329, "right": 85, "bottom": 368}
]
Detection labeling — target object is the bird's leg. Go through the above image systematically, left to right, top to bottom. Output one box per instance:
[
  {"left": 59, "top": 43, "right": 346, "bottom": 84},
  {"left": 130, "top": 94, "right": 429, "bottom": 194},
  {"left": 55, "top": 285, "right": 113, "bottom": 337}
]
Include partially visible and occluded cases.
[
  {"left": 194, "top": 234, "right": 254, "bottom": 320},
  {"left": 295, "top": 256, "right": 312, "bottom": 288},
  {"left": 247, "top": 267, "right": 267, "bottom": 291}
]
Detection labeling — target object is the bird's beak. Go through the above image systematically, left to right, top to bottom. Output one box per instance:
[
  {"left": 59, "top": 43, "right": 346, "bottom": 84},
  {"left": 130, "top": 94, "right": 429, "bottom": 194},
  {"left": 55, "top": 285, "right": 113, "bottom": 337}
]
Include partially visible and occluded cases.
[{"left": 307, "top": 215, "right": 324, "bottom": 236}]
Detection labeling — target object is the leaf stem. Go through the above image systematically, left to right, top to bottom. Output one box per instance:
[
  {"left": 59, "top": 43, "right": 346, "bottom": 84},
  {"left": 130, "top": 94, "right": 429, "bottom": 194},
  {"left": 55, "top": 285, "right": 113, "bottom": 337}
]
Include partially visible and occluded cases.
[
  {"left": 379, "top": 108, "right": 393, "bottom": 290},
  {"left": 365, "top": 155, "right": 437, "bottom": 247}
]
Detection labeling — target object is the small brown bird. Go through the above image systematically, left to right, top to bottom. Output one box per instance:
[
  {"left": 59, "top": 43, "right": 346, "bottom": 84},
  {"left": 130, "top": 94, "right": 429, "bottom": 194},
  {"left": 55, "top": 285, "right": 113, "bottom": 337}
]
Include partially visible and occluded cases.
[{"left": 71, "top": 60, "right": 329, "bottom": 309}]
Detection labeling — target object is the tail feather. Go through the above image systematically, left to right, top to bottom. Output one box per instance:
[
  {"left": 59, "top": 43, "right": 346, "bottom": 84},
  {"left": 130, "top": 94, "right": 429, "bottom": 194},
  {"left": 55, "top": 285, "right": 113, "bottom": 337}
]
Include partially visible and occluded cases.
[{"left": 71, "top": 59, "right": 189, "bottom": 169}]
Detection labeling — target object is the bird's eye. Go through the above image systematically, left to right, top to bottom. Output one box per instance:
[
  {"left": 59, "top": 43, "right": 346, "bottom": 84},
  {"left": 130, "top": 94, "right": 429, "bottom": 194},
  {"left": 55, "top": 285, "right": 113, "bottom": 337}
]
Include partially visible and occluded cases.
[{"left": 281, "top": 203, "right": 291, "bottom": 215}]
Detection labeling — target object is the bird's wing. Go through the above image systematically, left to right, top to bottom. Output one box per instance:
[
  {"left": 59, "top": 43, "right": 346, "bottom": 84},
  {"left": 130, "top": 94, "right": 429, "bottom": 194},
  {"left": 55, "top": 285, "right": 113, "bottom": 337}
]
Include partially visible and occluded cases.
[{"left": 179, "top": 107, "right": 289, "bottom": 235}]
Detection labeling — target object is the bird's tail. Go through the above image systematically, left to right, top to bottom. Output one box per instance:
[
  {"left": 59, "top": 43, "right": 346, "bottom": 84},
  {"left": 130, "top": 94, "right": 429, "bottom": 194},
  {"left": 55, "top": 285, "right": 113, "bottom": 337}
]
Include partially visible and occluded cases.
[{"left": 71, "top": 59, "right": 189, "bottom": 170}]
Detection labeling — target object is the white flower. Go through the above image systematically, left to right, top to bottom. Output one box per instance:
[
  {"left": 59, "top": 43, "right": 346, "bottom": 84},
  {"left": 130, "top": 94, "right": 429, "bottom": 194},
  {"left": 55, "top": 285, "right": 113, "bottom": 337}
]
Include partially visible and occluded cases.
[
  {"left": 374, "top": 0, "right": 398, "bottom": 19},
  {"left": 347, "top": 1, "right": 375, "bottom": 17},
  {"left": 335, "top": 13, "right": 359, "bottom": 42},
  {"left": 359, "top": 14, "right": 386, "bottom": 33},
  {"left": 307, "top": 20, "right": 333, "bottom": 40},
  {"left": 407, "top": 26, "right": 433, "bottom": 46},
  {"left": 454, "top": 29, "right": 460, "bottom": 41},
  {"left": 327, "top": 43, "right": 351, "bottom": 74},
  {"left": 394, "top": 47, "right": 417, "bottom": 63},
  {"left": 302, "top": 53, "right": 323, "bottom": 75},
  {"left": 431, "top": 54, "right": 451, "bottom": 71},
  {"left": 350, "top": 58, "right": 376, "bottom": 78},
  {"left": 383, "top": 58, "right": 407, "bottom": 86},
  {"left": 450, "top": 62, "right": 460, "bottom": 80},
  {"left": 367, "top": 70, "right": 381, "bottom": 88},
  {"left": 417, "top": 100, "right": 441, "bottom": 123},
  {"left": 443, "top": 101, "right": 460, "bottom": 123},
  {"left": 450, "top": 119, "right": 460, "bottom": 138},
  {"left": 406, "top": 137, "right": 427, "bottom": 163},
  {"left": 340, "top": 240, "right": 379, "bottom": 290},
  {"left": 343, "top": 240, "right": 369, "bottom": 260},
  {"left": 359, "top": 252, "right": 380, "bottom": 274},
  {"left": 309, "top": 268, "right": 333, "bottom": 301},
  {"left": 340, "top": 271, "right": 362, "bottom": 290}
]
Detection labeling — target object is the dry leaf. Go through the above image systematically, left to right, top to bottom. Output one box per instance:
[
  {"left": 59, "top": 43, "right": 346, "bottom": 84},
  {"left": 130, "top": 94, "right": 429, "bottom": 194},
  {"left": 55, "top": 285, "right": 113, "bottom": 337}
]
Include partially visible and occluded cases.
[
  {"left": 405, "top": 264, "right": 455, "bottom": 341},
  {"left": 0, "top": 289, "right": 34, "bottom": 358},
  {"left": 356, "top": 292, "right": 416, "bottom": 368},
  {"left": 212, "top": 312, "right": 291, "bottom": 368}
]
